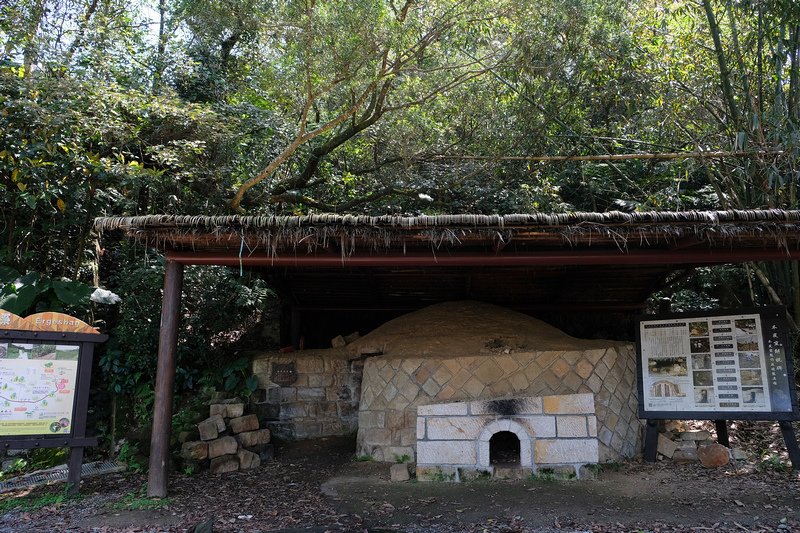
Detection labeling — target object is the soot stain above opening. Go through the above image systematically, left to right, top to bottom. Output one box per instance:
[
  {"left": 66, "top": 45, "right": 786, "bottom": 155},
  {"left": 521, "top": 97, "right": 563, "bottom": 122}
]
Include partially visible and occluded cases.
[{"left": 487, "top": 398, "right": 523, "bottom": 416}]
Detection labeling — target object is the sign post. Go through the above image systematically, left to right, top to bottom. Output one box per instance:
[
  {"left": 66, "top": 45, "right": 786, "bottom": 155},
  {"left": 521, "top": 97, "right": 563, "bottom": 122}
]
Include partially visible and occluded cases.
[
  {"left": 635, "top": 306, "right": 800, "bottom": 468},
  {"left": 0, "top": 310, "right": 107, "bottom": 494}
]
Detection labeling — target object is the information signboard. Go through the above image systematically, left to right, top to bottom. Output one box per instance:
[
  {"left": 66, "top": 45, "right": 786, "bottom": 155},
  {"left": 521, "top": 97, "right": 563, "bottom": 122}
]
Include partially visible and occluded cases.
[
  {"left": 635, "top": 306, "right": 798, "bottom": 420},
  {"left": 0, "top": 309, "right": 107, "bottom": 494},
  {"left": 0, "top": 343, "right": 81, "bottom": 436}
]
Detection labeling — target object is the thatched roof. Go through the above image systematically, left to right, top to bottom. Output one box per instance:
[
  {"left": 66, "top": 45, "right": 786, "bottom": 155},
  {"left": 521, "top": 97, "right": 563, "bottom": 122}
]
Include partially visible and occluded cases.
[
  {"left": 95, "top": 209, "right": 800, "bottom": 258},
  {"left": 95, "top": 210, "right": 800, "bottom": 322}
]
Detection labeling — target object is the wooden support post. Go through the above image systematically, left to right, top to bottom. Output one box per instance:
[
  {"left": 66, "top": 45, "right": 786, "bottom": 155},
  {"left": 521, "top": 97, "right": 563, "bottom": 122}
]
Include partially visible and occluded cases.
[
  {"left": 147, "top": 260, "right": 184, "bottom": 498},
  {"left": 66, "top": 446, "right": 84, "bottom": 496}
]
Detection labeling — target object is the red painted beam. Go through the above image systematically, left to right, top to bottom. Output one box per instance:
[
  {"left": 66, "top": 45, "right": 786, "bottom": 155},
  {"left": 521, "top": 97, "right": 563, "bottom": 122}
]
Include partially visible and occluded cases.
[{"left": 166, "top": 248, "right": 800, "bottom": 267}]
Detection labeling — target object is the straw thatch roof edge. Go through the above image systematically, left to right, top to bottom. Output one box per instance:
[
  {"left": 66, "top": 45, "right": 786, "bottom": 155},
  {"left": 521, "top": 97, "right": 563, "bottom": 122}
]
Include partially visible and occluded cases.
[{"left": 94, "top": 209, "right": 800, "bottom": 232}]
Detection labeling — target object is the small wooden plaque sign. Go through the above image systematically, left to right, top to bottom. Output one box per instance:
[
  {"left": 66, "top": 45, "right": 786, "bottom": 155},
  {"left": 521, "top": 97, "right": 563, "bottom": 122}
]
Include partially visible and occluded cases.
[{"left": 272, "top": 362, "right": 297, "bottom": 386}]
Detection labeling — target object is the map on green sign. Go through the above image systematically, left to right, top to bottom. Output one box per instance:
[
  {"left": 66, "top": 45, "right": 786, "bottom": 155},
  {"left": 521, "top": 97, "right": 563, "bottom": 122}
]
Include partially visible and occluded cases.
[{"left": 0, "top": 343, "right": 80, "bottom": 436}]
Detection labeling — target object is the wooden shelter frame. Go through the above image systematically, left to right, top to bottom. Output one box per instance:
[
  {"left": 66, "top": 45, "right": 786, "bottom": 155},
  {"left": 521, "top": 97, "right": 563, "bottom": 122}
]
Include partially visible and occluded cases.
[{"left": 95, "top": 209, "right": 800, "bottom": 497}]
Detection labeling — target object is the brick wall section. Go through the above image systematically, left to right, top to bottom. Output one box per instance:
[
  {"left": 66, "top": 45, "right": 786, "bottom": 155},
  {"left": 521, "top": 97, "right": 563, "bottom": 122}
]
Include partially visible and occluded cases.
[
  {"left": 356, "top": 344, "right": 641, "bottom": 463},
  {"left": 251, "top": 349, "right": 363, "bottom": 439},
  {"left": 416, "top": 394, "right": 598, "bottom": 479}
]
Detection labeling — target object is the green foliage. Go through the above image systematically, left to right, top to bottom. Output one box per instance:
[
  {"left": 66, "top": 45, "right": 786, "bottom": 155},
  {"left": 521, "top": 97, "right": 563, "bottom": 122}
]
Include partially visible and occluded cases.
[
  {"left": 0, "top": 267, "right": 92, "bottom": 316},
  {"left": 222, "top": 356, "right": 259, "bottom": 394},
  {"left": 117, "top": 441, "right": 147, "bottom": 474},
  {"left": 757, "top": 452, "right": 788, "bottom": 473},
  {"left": 393, "top": 453, "right": 411, "bottom": 464},
  {"left": 352, "top": 455, "right": 375, "bottom": 462},
  {"left": 0, "top": 458, "right": 27, "bottom": 481},
  {"left": 528, "top": 468, "right": 557, "bottom": 482},
  {"left": 112, "top": 486, "right": 172, "bottom": 510},
  {"left": 0, "top": 487, "right": 82, "bottom": 513}
]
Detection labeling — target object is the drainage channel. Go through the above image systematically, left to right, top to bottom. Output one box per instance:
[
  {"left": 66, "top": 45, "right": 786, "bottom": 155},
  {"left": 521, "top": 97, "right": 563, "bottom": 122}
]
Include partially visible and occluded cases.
[{"left": 0, "top": 461, "right": 126, "bottom": 492}]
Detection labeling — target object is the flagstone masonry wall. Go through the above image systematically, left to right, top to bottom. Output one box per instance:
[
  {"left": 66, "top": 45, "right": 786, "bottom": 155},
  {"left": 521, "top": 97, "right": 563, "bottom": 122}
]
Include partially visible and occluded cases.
[
  {"left": 356, "top": 344, "right": 642, "bottom": 463},
  {"left": 251, "top": 350, "right": 364, "bottom": 440}
]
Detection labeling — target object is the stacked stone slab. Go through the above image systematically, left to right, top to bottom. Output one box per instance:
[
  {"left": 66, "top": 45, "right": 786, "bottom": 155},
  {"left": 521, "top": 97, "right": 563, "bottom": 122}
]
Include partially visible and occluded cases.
[
  {"left": 356, "top": 344, "right": 641, "bottom": 463},
  {"left": 180, "top": 400, "right": 272, "bottom": 474},
  {"left": 655, "top": 424, "right": 740, "bottom": 467}
]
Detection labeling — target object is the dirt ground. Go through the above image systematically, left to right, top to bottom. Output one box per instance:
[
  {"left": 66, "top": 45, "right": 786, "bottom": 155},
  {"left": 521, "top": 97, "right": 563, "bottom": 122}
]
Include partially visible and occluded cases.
[{"left": 2, "top": 433, "right": 800, "bottom": 533}]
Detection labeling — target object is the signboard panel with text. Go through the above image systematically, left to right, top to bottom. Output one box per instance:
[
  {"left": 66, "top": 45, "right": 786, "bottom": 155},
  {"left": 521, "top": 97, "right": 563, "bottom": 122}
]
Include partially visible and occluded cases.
[{"left": 636, "top": 307, "right": 798, "bottom": 420}]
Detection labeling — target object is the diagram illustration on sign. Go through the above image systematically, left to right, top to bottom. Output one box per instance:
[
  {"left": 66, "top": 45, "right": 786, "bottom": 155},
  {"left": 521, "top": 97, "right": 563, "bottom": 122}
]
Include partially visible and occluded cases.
[{"left": 0, "top": 343, "right": 80, "bottom": 436}]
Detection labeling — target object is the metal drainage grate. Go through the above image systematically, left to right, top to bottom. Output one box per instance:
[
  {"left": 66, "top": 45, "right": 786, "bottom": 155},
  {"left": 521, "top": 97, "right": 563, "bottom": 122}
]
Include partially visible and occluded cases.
[{"left": 0, "top": 461, "right": 126, "bottom": 492}]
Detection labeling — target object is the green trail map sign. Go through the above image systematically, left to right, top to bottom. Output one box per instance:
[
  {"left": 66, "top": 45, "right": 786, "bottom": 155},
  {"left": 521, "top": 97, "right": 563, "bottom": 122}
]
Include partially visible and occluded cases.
[
  {"left": 0, "top": 310, "right": 105, "bottom": 442},
  {"left": 0, "top": 344, "right": 80, "bottom": 436}
]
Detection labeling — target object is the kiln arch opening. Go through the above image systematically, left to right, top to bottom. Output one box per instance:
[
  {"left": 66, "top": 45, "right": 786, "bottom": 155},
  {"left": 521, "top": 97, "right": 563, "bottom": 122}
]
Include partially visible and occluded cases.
[
  {"left": 477, "top": 419, "right": 533, "bottom": 468},
  {"left": 490, "top": 431, "right": 520, "bottom": 465}
]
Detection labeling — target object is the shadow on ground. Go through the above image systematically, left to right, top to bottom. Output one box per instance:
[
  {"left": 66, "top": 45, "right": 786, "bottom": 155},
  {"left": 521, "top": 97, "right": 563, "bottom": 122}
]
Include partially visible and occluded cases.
[{"left": 2, "top": 436, "right": 799, "bottom": 533}]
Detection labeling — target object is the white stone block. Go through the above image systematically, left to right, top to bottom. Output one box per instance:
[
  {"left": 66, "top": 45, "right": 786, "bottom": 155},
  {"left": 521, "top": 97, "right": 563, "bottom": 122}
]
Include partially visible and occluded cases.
[
  {"left": 542, "top": 393, "right": 595, "bottom": 415},
  {"left": 418, "top": 401, "right": 469, "bottom": 416},
  {"left": 417, "top": 416, "right": 427, "bottom": 439},
  {"left": 518, "top": 416, "right": 556, "bottom": 438},
  {"left": 556, "top": 416, "right": 589, "bottom": 438},
  {"left": 588, "top": 416, "right": 597, "bottom": 437},
  {"left": 426, "top": 417, "right": 485, "bottom": 440},
  {"left": 497, "top": 419, "right": 511, "bottom": 432},
  {"left": 534, "top": 438, "right": 599, "bottom": 464},
  {"left": 520, "top": 439, "right": 533, "bottom": 466},
  {"left": 417, "top": 440, "right": 477, "bottom": 465},
  {"left": 477, "top": 440, "right": 491, "bottom": 466}
]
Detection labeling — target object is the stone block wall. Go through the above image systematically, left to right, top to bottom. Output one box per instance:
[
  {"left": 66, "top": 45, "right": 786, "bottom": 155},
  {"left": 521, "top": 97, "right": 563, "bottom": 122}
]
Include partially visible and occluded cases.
[
  {"left": 356, "top": 344, "right": 641, "bottom": 463},
  {"left": 251, "top": 349, "right": 363, "bottom": 440},
  {"left": 416, "top": 394, "right": 599, "bottom": 480}
]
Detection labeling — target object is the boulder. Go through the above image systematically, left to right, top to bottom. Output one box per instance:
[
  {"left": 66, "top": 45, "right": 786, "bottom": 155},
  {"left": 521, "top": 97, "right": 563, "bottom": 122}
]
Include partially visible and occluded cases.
[
  {"left": 237, "top": 428, "right": 271, "bottom": 448},
  {"left": 698, "top": 444, "right": 730, "bottom": 468},
  {"left": 390, "top": 463, "right": 410, "bottom": 482}
]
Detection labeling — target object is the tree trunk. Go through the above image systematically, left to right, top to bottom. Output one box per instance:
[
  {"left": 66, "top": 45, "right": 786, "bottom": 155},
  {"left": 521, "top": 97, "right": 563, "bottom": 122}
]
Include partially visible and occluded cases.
[{"left": 702, "top": 0, "right": 741, "bottom": 130}]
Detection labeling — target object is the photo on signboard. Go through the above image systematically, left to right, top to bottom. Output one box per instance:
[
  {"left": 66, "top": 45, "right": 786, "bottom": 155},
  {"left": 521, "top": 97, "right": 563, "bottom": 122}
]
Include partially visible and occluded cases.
[
  {"left": 735, "top": 319, "right": 758, "bottom": 336},
  {"left": 689, "top": 321, "right": 709, "bottom": 337},
  {"left": 736, "top": 335, "right": 760, "bottom": 351},
  {"left": 690, "top": 337, "right": 711, "bottom": 353},
  {"left": 0, "top": 343, "right": 7, "bottom": 358},
  {"left": 6, "top": 343, "right": 33, "bottom": 359},
  {"left": 30, "top": 344, "right": 58, "bottom": 359},
  {"left": 55, "top": 345, "right": 79, "bottom": 361},
  {"left": 738, "top": 352, "right": 761, "bottom": 369},
  {"left": 691, "top": 353, "right": 712, "bottom": 370},
  {"left": 648, "top": 357, "right": 688, "bottom": 376},
  {"left": 740, "top": 369, "right": 763, "bottom": 386},
  {"left": 693, "top": 370, "right": 713, "bottom": 386},
  {"left": 650, "top": 380, "right": 686, "bottom": 397},
  {"left": 742, "top": 386, "right": 765, "bottom": 404},
  {"left": 694, "top": 387, "right": 714, "bottom": 404}
]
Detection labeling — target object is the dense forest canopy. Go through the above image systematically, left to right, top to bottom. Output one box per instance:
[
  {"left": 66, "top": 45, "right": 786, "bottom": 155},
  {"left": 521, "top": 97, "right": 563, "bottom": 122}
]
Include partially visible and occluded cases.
[{"left": 1, "top": 0, "right": 800, "bottom": 450}]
